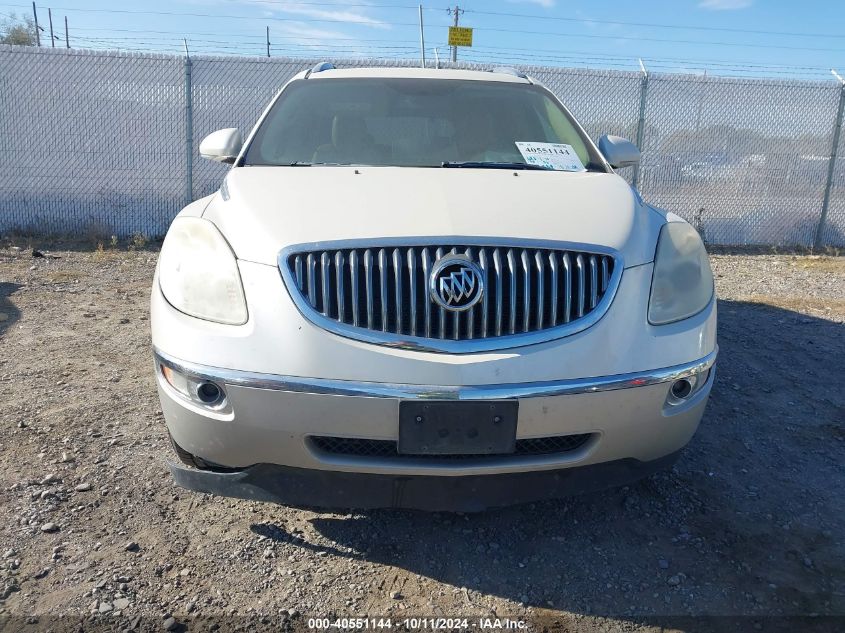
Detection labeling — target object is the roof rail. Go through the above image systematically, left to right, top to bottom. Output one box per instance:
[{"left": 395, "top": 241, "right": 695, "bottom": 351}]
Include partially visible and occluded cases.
[
  {"left": 305, "top": 62, "right": 335, "bottom": 79},
  {"left": 489, "top": 66, "right": 528, "bottom": 79}
]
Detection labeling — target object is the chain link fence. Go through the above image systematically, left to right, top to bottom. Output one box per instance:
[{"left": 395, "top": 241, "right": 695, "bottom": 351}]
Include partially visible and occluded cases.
[{"left": 1, "top": 44, "right": 844, "bottom": 246}]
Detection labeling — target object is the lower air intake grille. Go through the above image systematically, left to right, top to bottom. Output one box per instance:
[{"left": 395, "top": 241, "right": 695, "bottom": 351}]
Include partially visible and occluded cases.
[{"left": 309, "top": 434, "right": 593, "bottom": 461}]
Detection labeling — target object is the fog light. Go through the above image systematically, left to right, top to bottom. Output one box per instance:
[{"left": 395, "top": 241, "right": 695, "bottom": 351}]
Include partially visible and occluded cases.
[
  {"left": 160, "top": 362, "right": 227, "bottom": 409},
  {"left": 665, "top": 369, "right": 710, "bottom": 407},
  {"left": 670, "top": 379, "right": 692, "bottom": 399},
  {"left": 196, "top": 381, "right": 223, "bottom": 405}
]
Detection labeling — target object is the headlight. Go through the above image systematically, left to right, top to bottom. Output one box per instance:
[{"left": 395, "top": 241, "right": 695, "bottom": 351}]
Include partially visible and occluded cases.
[
  {"left": 158, "top": 217, "right": 248, "bottom": 325},
  {"left": 648, "top": 222, "right": 714, "bottom": 325}
]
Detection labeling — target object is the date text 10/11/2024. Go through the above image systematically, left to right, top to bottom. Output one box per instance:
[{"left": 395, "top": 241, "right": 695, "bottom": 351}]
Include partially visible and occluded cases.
[{"left": 307, "top": 618, "right": 528, "bottom": 630}]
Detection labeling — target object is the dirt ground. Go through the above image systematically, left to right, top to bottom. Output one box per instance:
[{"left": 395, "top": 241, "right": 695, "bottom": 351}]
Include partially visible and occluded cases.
[{"left": 0, "top": 239, "right": 843, "bottom": 633}]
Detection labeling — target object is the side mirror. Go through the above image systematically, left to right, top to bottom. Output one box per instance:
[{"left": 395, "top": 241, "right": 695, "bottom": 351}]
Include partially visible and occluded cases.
[
  {"left": 199, "top": 128, "right": 242, "bottom": 164},
  {"left": 598, "top": 135, "right": 640, "bottom": 169}
]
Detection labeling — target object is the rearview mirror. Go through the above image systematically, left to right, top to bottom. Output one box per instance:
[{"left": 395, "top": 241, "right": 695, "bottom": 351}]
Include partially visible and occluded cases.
[
  {"left": 199, "top": 128, "right": 242, "bottom": 164},
  {"left": 598, "top": 135, "right": 640, "bottom": 169}
]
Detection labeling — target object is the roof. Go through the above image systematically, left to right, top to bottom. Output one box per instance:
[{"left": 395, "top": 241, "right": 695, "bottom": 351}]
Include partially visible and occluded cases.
[{"left": 295, "top": 66, "right": 532, "bottom": 84}]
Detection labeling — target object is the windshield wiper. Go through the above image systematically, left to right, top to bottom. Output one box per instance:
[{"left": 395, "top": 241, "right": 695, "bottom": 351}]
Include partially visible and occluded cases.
[
  {"left": 285, "top": 161, "right": 366, "bottom": 167},
  {"left": 441, "top": 161, "right": 551, "bottom": 171}
]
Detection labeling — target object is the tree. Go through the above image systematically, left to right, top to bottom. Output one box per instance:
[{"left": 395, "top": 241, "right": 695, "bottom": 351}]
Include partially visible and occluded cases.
[{"left": 0, "top": 13, "right": 37, "bottom": 46}]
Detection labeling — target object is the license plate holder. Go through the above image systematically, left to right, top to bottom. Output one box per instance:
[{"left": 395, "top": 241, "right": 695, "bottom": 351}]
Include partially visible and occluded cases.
[{"left": 398, "top": 401, "right": 518, "bottom": 455}]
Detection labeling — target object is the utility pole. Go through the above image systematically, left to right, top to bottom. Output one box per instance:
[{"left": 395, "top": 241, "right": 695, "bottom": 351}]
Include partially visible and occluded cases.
[
  {"left": 32, "top": 2, "right": 40, "bottom": 46},
  {"left": 418, "top": 5, "right": 425, "bottom": 68},
  {"left": 448, "top": 5, "right": 463, "bottom": 62},
  {"left": 48, "top": 8, "right": 54, "bottom": 47},
  {"left": 64, "top": 15, "right": 69, "bottom": 48},
  {"left": 266, "top": 26, "right": 270, "bottom": 57}
]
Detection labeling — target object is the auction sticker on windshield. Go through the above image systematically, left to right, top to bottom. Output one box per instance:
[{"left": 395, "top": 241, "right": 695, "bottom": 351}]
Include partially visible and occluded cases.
[{"left": 515, "top": 142, "right": 585, "bottom": 171}]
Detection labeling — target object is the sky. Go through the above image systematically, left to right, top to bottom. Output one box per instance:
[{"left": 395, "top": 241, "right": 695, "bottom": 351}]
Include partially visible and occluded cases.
[{"left": 3, "top": 0, "right": 845, "bottom": 79}]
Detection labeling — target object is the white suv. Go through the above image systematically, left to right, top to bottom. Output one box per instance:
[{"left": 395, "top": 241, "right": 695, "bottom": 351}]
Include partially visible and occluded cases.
[{"left": 151, "top": 65, "right": 716, "bottom": 511}]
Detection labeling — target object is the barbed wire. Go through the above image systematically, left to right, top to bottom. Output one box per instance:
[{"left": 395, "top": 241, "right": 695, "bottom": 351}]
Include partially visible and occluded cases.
[
  {"left": 44, "top": 25, "right": 845, "bottom": 73},
  {"left": 49, "top": 34, "right": 839, "bottom": 78}
]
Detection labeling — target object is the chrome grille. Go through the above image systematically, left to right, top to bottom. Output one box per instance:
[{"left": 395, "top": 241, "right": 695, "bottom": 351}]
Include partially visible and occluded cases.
[{"left": 280, "top": 240, "right": 619, "bottom": 352}]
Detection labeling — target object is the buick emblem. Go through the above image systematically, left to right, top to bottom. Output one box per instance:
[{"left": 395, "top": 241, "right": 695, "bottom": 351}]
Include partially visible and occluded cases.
[{"left": 429, "top": 255, "right": 484, "bottom": 312}]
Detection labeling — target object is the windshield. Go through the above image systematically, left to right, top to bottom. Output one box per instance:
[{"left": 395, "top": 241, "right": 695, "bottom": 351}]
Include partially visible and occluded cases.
[{"left": 243, "top": 78, "right": 606, "bottom": 171}]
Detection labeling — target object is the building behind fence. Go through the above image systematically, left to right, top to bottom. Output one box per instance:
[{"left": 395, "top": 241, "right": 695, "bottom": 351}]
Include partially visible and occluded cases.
[{"left": 1, "top": 44, "right": 844, "bottom": 247}]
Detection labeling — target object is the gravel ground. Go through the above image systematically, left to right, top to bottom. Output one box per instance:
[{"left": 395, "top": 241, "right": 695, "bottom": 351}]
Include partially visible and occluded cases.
[{"left": 0, "top": 240, "right": 843, "bottom": 632}]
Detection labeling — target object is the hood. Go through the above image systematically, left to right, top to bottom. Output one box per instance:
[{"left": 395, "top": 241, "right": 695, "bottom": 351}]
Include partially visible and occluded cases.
[{"left": 203, "top": 166, "right": 662, "bottom": 267}]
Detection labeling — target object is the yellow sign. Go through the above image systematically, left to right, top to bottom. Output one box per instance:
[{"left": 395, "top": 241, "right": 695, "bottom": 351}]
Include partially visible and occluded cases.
[{"left": 448, "top": 26, "right": 473, "bottom": 47}]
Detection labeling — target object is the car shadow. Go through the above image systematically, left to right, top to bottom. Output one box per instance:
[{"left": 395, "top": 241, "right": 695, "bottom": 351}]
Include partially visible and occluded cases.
[
  {"left": 0, "top": 282, "right": 22, "bottom": 338},
  {"left": 250, "top": 299, "right": 844, "bottom": 622}
]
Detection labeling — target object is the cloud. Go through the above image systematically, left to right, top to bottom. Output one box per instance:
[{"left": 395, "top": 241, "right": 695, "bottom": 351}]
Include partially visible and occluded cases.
[
  {"left": 237, "top": 0, "right": 390, "bottom": 29},
  {"left": 506, "top": 0, "right": 556, "bottom": 8},
  {"left": 698, "top": 0, "right": 753, "bottom": 9},
  {"left": 278, "top": 5, "right": 390, "bottom": 29},
  {"left": 274, "top": 21, "right": 357, "bottom": 47}
]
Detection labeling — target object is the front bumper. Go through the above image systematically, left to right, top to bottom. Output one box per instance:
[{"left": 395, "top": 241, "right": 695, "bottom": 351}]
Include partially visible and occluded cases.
[
  {"left": 152, "top": 238, "right": 717, "bottom": 509},
  {"left": 156, "top": 348, "right": 716, "bottom": 481},
  {"left": 168, "top": 451, "right": 683, "bottom": 512}
]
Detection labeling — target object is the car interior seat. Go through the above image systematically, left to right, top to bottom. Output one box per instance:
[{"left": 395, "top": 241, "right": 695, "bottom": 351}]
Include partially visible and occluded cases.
[{"left": 312, "top": 115, "right": 381, "bottom": 165}]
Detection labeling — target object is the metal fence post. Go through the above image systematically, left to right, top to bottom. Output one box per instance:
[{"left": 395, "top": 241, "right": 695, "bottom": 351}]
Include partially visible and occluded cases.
[
  {"left": 184, "top": 43, "right": 194, "bottom": 206},
  {"left": 632, "top": 60, "right": 649, "bottom": 189},
  {"left": 814, "top": 73, "right": 845, "bottom": 250}
]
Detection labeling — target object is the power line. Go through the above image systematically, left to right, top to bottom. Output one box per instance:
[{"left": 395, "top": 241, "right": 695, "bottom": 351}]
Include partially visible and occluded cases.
[
  {"left": 219, "top": 0, "right": 427, "bottom": 8},
  {"left": 0, "top": 3, "right": 429, "bottom": 28},
  {"left": 2, "top": 3, "right": 841, "bottom": 53},
  {"left": 7, "top": 3, "right": 843, "bottom": 78},
  {"left": 464, "top": 8, "right": 845, "bottom": 40},
  {"left": 66, "top": 25, "right": 425, "bottom": 45},
  {"left": 471, "top": 25, "right": 845, "bottom": 54},
  {"left": 76, "top": 35, "right": 420, "bottom": 51}
]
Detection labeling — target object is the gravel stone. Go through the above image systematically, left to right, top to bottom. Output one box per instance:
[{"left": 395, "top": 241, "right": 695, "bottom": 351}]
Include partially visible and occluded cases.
[{"left": 0, "top": 245, "right": 842, "bottom": 627}]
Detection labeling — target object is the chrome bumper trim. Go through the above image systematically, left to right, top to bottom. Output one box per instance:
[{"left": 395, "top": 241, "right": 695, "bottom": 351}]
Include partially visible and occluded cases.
[{"left": 153, "top": 346, "right": 717, "bottom": 401}]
